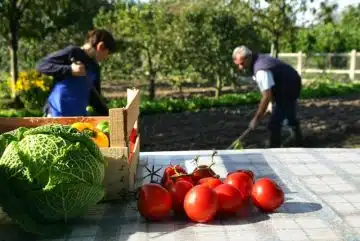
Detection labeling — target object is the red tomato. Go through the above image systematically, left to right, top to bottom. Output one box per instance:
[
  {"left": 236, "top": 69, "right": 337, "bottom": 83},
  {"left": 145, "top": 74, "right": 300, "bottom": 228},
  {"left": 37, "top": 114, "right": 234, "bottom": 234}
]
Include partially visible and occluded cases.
[
  {"left": 161, "top": 165, "right": 187, "bottom": 186},
  {"left": 164, "top": 165, "right": 187, "bottom": 178},
  {"left": 192, "top": 166, "right": 218, "bottom": 184},
  {"left": 227, "top": 169, "right": 255, "bottom": 183},
  {"left": 224, "top": 172, "right": 253, "bottom": 200},
  {"left": 171, "top": 174, "right": 194, "bottom": 185},
  {"left": 198, "top": 177, "right": 222, "bottom": 189},
  {"left": 163, "top": 178, "right": 174, "bottom": 190},
  {"left": 252, "top": 178, "right": 285, "bottom": 213},
  {"left": 167, "top": 180, "right": 194, "bottom": 213},
  {"left": 137, "top": 183, "right": 172, "bottom": 221},
  {"left": 214, "top": 184, "right": 243, "bottom": 215},
  {"left": 183, "top": 185, "right": 218, "bottom": 223}
]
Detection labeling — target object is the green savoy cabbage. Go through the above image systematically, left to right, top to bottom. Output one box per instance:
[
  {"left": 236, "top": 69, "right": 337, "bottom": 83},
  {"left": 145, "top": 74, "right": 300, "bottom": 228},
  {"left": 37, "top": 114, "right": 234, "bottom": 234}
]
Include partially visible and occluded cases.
[{"left": 0, "top": 124, "right": 106, "bottom": 235}]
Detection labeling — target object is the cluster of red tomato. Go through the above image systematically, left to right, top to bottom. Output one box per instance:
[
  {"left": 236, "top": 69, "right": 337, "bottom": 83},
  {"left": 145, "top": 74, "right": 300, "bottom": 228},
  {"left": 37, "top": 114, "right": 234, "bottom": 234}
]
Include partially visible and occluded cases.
[{"left": 137, "top": 161, "right": 285, "bottom": 223}]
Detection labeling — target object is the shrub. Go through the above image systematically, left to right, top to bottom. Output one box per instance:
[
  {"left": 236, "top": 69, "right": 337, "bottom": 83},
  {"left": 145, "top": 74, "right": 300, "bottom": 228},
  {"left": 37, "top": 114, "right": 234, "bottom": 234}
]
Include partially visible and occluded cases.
[{"left": 8, "top": 70, "right": 53, "bottom": 112}]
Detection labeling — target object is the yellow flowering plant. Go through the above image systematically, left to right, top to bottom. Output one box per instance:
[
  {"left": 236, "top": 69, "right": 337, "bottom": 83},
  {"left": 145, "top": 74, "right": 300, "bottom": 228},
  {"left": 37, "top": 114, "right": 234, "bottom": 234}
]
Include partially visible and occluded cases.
[{"left": 8, "top": 70, "right": 53, "bottom": 111}]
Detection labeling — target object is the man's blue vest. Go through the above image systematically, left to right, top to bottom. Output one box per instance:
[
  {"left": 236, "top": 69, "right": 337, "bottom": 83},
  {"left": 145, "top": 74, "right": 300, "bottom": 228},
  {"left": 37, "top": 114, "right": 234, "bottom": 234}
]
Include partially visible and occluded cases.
[{"left": 251, "top": 54, "right": 302, "bottom": 102}]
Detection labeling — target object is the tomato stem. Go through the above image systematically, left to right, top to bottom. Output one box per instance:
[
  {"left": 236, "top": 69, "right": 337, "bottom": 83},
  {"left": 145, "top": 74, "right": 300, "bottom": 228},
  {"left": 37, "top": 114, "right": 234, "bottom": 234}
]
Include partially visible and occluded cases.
[
  {"left": 209, "top": 150, "right": 217, "bottom": 168},
  {"left": 193, "top": 155, "right": 200, "bottom": 167},
  {"left": 173, "top": 166, "right": 180, "bottom": 175},
  {"left": 170, "top": 173, "right": 192, "bottom": 181}
]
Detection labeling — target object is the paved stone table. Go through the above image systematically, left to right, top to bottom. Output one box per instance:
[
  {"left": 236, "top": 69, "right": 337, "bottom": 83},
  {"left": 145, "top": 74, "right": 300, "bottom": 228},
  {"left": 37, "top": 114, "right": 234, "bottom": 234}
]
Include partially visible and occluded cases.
[{"left": 2, "top": 148, "right": 360, "bottom": 241}]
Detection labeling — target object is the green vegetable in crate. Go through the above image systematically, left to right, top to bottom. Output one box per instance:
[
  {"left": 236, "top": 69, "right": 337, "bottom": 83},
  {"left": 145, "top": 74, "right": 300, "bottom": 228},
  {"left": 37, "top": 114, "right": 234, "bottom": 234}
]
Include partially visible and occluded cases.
[
  {"left": 86, "top": 105, "right": 95, "bottom": 115},
  {"left": 96, "top": 120, "right": 109, "bottom": 134},
  {"left": 0, "top": 124, "right": 106, "bottom": 236},
  {"left": 0, "top": 127, "right": 28, "bottom": 156}
]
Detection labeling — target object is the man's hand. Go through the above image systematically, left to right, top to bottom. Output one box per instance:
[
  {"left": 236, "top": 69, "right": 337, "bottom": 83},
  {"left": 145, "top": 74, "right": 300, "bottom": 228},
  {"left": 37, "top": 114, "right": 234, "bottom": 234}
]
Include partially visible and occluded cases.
[
  {"left": 71, "top": 62, "right": 86, "bottom": 76},
  {"left": 266, "top": 102, "right": 273, "bottom": 115},
  {"left": 249, "top": 117, "right": 259, "bottom": 130}
]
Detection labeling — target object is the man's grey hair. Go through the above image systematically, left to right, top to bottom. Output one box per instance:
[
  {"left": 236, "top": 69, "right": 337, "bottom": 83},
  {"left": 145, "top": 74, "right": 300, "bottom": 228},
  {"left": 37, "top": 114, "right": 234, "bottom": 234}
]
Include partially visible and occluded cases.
[{"left": 232, "top": 45, "right": 252, "bottom": 59}]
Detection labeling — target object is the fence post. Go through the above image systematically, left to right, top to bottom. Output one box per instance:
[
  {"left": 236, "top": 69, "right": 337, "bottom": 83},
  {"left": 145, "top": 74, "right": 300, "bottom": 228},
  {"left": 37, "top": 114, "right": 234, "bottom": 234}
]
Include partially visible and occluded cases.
[
  {"left": 349, "top": 49, "right": 356, "bottom": 81},
  {"left": 297, "top": 51, "right": 303, "bottom": 75}
]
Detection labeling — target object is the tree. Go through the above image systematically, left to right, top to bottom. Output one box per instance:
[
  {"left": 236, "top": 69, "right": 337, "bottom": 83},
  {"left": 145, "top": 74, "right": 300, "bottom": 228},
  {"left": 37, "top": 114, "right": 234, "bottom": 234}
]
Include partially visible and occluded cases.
[
  {"left": 0, "top": 0, "right": 110, "bottom": 100},
  {"left": 247, "top": 0, "right": 313, "bottom": 58},
  {"left": 316, "top": 0, "right": 339, "bottom": 25},
  {"left": 94, "top": 2, "right": 176, "bottom": 100},
  {"left": 340, "top": 3, "right": 360, "bottom": 50},
  {"left": 179, "top": 5, "right": 262, "bottom": 98},
  {"left": 159, "top": 12, "right": 202, "bottom": 94},
  {"left": 294, "top": 28, "right": 317, "bottom": 53}
]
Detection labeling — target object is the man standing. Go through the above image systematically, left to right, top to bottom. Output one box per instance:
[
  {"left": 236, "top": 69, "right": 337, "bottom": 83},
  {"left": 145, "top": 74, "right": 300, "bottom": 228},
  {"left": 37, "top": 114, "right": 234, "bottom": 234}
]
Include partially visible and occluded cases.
[{"left": 232, "top": 45, "right": 303, "bottom": 148}]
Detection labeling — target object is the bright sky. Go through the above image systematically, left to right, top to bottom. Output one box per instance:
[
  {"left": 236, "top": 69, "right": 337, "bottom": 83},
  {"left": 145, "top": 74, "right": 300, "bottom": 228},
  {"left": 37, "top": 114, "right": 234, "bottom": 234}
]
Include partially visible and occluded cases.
[
  {"left": 138, "top": 0, "right": 359, "bottom": 25},
  {"left": 299, "top": 0, "right": 359, "bottom": 25},
  {"left": 325, "top": 0, "right": 359, "bottom": 10}
]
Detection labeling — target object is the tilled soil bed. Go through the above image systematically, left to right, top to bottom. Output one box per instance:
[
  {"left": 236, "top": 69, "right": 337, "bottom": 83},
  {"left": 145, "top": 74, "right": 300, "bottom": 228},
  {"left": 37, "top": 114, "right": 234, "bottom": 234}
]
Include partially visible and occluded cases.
[{"left": 139, "top": 93, "right": 360, "bottom": 151}]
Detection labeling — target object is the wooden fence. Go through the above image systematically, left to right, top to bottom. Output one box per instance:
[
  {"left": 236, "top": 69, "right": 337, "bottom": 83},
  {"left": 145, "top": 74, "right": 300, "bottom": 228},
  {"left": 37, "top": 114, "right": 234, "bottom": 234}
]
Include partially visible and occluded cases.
[{"left": 277, "top": 50, "right": 360, "bottom": 80}]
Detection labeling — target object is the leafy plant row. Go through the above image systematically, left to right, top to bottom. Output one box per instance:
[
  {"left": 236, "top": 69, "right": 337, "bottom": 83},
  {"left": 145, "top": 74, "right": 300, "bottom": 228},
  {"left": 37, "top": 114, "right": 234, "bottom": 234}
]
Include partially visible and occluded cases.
[{"left": 1, "top": 80, "right": 360, "bottom": 118}]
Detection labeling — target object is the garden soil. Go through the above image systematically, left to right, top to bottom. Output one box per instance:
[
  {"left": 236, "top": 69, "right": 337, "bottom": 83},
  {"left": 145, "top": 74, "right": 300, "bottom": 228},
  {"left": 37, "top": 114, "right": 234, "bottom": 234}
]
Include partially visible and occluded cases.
[{"left": 136, "top": 93, "right": 360, "bottom": 151}]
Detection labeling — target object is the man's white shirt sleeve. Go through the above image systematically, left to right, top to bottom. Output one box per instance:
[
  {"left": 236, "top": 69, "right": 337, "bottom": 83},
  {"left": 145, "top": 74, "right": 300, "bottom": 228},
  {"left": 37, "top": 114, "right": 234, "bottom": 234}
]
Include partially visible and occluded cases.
[{"left": 253, "top": 70, "right": 275, "bottom": 92}]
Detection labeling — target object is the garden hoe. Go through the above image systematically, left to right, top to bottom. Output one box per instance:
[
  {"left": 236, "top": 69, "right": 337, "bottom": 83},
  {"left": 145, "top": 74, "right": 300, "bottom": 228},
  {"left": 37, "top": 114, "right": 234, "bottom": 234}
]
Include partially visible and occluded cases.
[
  {"left": 227, "top": 108, "right": 255, "bottom": 150},
  {"left": 227, "top": 120, "right": 294, "bottom": 150},
  {"left": 227, "top": 127, "right": 251, "bottom": 150}
]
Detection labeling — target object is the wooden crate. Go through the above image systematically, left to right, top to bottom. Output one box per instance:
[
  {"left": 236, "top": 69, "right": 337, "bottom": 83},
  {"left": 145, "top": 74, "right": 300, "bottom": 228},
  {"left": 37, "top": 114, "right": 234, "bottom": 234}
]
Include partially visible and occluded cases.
[{"left": 0, "top": 88, "right": 141, "bottom": 201}]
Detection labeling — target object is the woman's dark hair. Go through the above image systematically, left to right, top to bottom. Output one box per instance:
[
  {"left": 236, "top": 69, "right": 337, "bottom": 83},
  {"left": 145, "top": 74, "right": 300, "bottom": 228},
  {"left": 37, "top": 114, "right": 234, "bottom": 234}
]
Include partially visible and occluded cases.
[{"left": 86, "top": 29, "right": 116, "bottom": 53}]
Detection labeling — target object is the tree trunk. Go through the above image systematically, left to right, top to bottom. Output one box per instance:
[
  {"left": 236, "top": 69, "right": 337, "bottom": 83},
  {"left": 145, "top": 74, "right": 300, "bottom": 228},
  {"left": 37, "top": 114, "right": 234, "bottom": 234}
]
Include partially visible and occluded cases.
[
  {"left": 8, "top": 0, "right": 19, "bottom": 100},
  {"left": 270, "top": 38, "right": 280, "bottom": 58},
  {"left": 8, "top": 43, "right": 18, "bottom": 99},
  {"left": 146, "top": 49, "right": 156, "bottom": 100},
  {"left": 230, "top": 68, "right": 237, "bottom": 89},
  {"left": 148, "top": 72, "right": 156, "bottom": 101},
  {"left": 215, "top": 75, "right": 222, "bottom": 99},
  {"left": 231, "top": 79, "right": 237, "bottom": 90},
  {"left": 178, "top": 84, "right": 183, "bottom": 96}
]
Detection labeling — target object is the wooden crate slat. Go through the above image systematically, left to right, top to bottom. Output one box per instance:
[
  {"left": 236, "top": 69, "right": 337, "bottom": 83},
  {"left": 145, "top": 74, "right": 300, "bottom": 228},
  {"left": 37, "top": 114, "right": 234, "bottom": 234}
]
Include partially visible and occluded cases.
[
  {"left": 126, "top": 88, "right": 138, "bottom": 105},
  {"left": 125, "top": 89, "right": 140, "bottom": 138},
  {"left": 109, "top": 108, "right": 126, "bottom": 147},
  {"left": 0, "top": 116, "right": 108, "bottom": 133},
  {"left": 128, "top": 134, "right": 140, "bottom": 190},
  {"left": 100, "top": 147, "right": 129, "bottom": 200}
]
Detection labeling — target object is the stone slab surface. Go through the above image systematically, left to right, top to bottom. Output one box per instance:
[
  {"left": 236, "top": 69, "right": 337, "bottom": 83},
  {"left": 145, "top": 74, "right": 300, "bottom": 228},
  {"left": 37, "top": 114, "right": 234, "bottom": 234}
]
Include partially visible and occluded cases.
[{"left": 2, "top": 148, "right": 360, "bottom": 241}]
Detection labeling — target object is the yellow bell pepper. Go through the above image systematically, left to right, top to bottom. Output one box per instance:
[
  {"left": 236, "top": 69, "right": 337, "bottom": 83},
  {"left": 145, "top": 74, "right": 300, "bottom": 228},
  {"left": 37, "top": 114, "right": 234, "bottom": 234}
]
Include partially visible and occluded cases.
[{"left": 71, "top": 122, "right": 110, "bottom": 148}]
